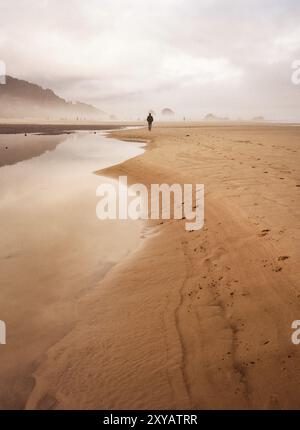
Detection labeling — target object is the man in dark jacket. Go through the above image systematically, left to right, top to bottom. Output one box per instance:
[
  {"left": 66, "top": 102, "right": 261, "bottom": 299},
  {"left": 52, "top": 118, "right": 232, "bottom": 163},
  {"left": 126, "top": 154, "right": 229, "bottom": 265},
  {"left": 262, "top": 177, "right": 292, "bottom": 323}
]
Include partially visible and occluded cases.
[{"left": 147, "top": 112, "right": 154, "bottom": 131}]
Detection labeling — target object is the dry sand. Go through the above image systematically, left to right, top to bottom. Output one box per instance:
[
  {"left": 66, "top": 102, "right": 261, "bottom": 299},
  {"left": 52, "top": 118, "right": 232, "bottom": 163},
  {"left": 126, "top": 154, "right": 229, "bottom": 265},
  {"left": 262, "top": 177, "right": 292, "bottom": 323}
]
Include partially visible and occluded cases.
[{"left": 5, "top": 123, "right": 300, "bottom": 409}]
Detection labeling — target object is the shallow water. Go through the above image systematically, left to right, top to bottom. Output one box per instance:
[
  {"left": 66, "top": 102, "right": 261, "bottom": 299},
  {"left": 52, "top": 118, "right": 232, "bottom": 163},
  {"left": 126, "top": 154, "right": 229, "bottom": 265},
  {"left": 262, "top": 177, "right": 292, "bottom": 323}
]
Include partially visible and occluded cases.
[{"left": 0, "top": 130, "right": 145, "bottom": 409}]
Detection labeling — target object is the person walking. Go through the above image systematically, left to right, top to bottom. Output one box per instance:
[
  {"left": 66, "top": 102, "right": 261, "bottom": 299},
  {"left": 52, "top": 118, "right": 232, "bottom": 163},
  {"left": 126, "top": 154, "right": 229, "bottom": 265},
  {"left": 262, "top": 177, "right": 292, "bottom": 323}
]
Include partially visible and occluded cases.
[{"left": 147, "top": 112, "right": 154, "bottom": 131}]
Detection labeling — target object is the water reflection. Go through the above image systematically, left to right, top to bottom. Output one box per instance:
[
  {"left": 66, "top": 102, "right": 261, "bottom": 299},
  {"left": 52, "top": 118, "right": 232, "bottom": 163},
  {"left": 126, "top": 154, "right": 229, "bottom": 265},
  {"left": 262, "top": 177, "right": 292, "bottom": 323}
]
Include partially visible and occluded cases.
[
  {"left": 0, "top": 131, "right": 145, "bottom": 409},
  {"left": 0, "top": 133, "right": 67, "bottom": 167}
]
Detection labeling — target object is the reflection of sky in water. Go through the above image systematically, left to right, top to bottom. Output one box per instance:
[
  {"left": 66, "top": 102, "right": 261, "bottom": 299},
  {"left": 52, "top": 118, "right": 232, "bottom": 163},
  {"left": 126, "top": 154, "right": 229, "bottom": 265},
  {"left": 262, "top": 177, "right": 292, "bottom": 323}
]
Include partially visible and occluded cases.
[
  {"left": 0, "top": 130, "right": 145, "bottom": 293},
  {"left": 0, "top": 131, "right": 145, "bottom": 206},
  {"left": 38, "top": 132, "right": 143, "bottom": 166}
]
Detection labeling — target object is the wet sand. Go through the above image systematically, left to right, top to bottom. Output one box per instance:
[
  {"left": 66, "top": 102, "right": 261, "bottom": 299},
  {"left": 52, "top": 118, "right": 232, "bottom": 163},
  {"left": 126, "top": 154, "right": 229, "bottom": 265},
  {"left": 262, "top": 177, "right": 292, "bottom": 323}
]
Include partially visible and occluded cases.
[
  {"left": 1, "top": 122, "right": 300, "bottom": 409},
  {"left": 0, "top": 130, "right": 145, "bottom": 409}
]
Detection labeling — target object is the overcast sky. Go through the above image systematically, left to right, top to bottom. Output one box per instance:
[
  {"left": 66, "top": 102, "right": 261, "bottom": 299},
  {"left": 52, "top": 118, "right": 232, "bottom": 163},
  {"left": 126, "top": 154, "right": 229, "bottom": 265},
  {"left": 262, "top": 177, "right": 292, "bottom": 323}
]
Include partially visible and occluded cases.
[{"left": 0, "top": 0, "right": 299, "bottom": 120}]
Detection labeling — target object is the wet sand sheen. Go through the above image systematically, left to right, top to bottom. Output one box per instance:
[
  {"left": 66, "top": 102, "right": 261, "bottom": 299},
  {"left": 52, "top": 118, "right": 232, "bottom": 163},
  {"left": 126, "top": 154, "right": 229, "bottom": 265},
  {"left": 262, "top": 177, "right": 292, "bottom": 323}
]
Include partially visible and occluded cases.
[{"left": 0, "top": 131, "right": 145, "bottom": 409}]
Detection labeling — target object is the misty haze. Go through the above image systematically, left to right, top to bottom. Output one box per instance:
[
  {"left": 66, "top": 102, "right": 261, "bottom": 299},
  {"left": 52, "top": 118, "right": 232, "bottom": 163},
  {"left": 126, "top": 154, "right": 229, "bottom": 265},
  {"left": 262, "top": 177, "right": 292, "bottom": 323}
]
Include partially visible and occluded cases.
[{"left": 0, "top": 0, "right": 300, "bottom": 418}]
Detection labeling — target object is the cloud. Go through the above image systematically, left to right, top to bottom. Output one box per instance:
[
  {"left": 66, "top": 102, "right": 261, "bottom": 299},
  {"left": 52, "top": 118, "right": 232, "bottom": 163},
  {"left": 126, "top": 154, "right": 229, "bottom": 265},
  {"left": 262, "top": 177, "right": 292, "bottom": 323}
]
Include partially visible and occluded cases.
[{"left": 0, "top": 0, "right": 299, "bottom": 119}]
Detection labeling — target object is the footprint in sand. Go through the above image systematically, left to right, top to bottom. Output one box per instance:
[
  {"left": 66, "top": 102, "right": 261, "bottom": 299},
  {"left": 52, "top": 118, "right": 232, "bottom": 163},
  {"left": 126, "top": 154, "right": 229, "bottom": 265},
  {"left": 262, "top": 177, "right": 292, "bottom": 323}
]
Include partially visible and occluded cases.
[
  {"left": 259, "top": 229, "right": 270, "bottom": 237},
  {"left": 278, "top": 256, "right": 290, "bottom": 261}
]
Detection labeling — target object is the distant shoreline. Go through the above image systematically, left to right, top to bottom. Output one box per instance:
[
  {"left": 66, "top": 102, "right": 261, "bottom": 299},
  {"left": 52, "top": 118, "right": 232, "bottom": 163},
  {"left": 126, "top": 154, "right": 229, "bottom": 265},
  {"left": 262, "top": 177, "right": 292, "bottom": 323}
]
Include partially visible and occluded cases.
[
  {"left": 0, "top": 120, "right": 299, "bottom": 136},
  {"left": 0, "top": 122, "right": 140, "bottom": 135}
]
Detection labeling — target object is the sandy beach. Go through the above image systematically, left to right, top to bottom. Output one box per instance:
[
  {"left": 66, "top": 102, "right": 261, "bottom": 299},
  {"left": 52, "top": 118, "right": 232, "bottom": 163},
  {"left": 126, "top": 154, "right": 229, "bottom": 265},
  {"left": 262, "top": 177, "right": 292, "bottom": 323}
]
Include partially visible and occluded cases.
[
  {"left": 1, "top": 0, "right": 300, "bottom": 418},
  {"left": 14, "top": 122, "right": 299, "bottom": 410}
]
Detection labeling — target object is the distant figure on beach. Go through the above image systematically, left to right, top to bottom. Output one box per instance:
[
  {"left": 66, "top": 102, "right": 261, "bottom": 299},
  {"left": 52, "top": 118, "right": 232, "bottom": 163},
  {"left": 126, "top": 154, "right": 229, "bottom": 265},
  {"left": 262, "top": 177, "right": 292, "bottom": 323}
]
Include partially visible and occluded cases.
[{"left": 147, "top": 113, "right": 154, "bottom": 131}]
